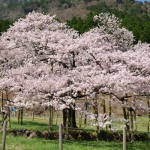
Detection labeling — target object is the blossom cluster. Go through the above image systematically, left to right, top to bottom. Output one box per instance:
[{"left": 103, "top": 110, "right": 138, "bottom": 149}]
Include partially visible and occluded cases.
[{"left": 0, "top": 12, "right": 149, "bottom": 126}]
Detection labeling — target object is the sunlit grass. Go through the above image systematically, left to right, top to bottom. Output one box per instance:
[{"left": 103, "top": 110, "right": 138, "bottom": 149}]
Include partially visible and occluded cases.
[
  {"left": 0, "top": 113, "right": 149, "bottom": 150},
  {"left": 8, "top": 114, "right": 149, "bottom": 133},
  {"left": 0, "top": 132, "right": 149, "bottom": 150}
]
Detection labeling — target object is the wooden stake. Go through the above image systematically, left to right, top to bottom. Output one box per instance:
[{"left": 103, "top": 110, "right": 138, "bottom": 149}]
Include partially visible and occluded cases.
[
  {"left": 2, "top": 120, "right": 7, "bottom": 150},
  {"left": 59, "top": 124, "right": 63, "bottom": 150},
  {"left": 123, "top": 126, "right": 127, "bottom": 150}
]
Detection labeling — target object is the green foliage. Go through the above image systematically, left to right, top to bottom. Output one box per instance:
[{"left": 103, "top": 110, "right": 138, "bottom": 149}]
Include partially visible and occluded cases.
[
  {"left": 0, "top": 0, "right": 149, "bottom": 43},
  {"left": 21, "top": 0, "right": 50, "bottom": 14},
  {"left": 58, "top": 0, "right": 73, "bottom": 8},
  {"left": 83, "top": 0, "right": 93, "bottom": 3},
  {"left": 68, "top": 4, "right": 150, "bottom": 43},
  {"left": 67, "top": 13, "right": 97, "bottom": 34},
  {"left": 0, "top": 20, "right": 12, "bottom": 35},
  {"left": 140, "top": 22, "right": 150, "bottom": 43}
]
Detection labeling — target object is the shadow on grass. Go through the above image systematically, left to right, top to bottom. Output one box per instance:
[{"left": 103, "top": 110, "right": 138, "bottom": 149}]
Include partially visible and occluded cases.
[
  {"left": 10, "top": 120, "right": 59, "bottom": 131},
  {"left": 11, "top": 120, "right": 48, "bottom": 127},
  {"left": 64, "top": 140, "right": 122, "bottom": 148},
  {"left": 64, "top": 141, "right": 149, "bottom": 150},
  {"left": 127, "top": 142, "right": 150, "bottom": 150}
]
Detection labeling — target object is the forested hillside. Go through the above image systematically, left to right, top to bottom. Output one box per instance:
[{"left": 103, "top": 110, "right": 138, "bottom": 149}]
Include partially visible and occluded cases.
[{"left": 0, "top": 0, "right": 150, "bottom": 42}]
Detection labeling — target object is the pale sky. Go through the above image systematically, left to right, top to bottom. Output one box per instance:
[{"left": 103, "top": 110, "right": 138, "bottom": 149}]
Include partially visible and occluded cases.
[{"left": 136, "top": 0, "right": 150, "bottom": 2}]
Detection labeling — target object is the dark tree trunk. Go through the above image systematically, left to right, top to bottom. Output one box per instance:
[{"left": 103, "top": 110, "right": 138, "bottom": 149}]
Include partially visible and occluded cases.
[
  {"left": 1, "top": 92, "right": 4, "bottom": 123},
  {"left": 6, "top": 92, "right": 11, "bottom": 128},
  {"left": 108, "top": 95, "right": 112, "bottom": 129},
  {"left": 93, "top": 98, "right": 99, "bottom": 132},
  {"left": 102, "top": 98, "right": 106, "bottom": 114},
  {"left": 147, "top": 99, "right": 150, "bottom": 132},
  {"left": 122, "top": 100, "right": 129, "bottom": 130},
  {"left": 84, "top": 101, "right": 88, "bottom": 126},
  {"left": 71, "top": 103, "right": 77, "bottom": 128},
  {"left": 63, "top": 105, "right": 77, "bottom": 129},
  {"left": 48, "top": 106, "right": 52, "bottom": 131},
  {"left": 8, "top": 107, "right": 11, "bottom": 128},
  {"left": 20, "top": 107, "right": 23, "bottom": 125},
  {"left": 51, "top": 107, "right": 54, "bottom": 126},
  {"left": 68, "top": 107, "right": 76, "bottom": 128},
  {"left": 68, "top": 108, "right": 72, "bottom": 127},
  {"left": 127, "top": 108, "right": 130, "bottom": 130},
  {"left": 129, "top": 108, "right": 134, "bottom": 141},
  {"left": 18, "top": 109, "right": 20, "bottom": 124},
  {"left": 63, "top": 109, "right": 67, "bottom": 128},
  {"left": 32, "top": 110, "right": 35, "bottom": 122},
  {"left": 55, "top": 110, "right": 59, "bottom": 125},
  {"left": 133, "top": 110, "right": 137, "bottom": 131},
  {"left": 79, "top": 113, "right": 83, "bottom": 128}
]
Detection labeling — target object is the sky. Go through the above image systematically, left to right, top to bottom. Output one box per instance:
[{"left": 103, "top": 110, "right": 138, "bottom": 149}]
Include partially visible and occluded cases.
[{"left": 136, "top": 0, "right": 150, "bottom": 2}]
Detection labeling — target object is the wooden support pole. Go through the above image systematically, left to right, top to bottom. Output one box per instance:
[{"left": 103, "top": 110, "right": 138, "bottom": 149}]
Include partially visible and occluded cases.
[
  {"left": 2, "top": 120, "right": 7, "bottom": 150},
  {"left": 59, "top": 124, "right": 63, "bottom": 150},
  {"left": 123, "top": 126, "right": 127, "bottom": 150}
]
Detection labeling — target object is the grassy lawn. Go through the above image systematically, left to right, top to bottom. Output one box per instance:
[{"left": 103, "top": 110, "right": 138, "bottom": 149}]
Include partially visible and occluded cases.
[
  {"left": 0, "top": 115, "right": 149, "bottom": 150},
  {"left": 7, "top": 115, "right": 149, "bottom": 132},
  {"left": 112, "top": 116, "right": 149, "bottom": 132},
  {"left": 0, "top": 132, "right": 149, "bottom": 150}
]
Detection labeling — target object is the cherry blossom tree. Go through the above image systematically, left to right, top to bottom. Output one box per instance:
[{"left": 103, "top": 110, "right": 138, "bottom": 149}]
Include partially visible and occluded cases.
[
  {"left": 0, "top": 11, "right": 149, "bottom": 133},
  {"left": 0, "top": 11, "right": 78, "bottom": 128}
]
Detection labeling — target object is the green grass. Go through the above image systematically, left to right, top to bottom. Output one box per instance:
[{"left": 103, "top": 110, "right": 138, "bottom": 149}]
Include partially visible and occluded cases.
[
  {"left": 0, "top": 115, "right": 149, "bottom": 150},
  {"left": 8, "top": 115, "right": 149, "bottom": 132},
  {"left": 9, "top": 116, "right": 56, "bottom": 131},
  {"left": 112, "top": 116, "right": 149, "bottom": 132},
  {"left": 0, "top": 132, "right": 149, "bottom": 150}
]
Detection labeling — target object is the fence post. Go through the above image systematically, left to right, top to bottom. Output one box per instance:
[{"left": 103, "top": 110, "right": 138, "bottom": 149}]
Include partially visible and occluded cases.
[
  {"left": 2, "top": 120, "right": 7, "bottom": 150},
  {"left": 59, "top": 124, "right": 63, "bottom": 150},
  {"left": 123, "top": 126, "right": 126, "bottom": 150}
]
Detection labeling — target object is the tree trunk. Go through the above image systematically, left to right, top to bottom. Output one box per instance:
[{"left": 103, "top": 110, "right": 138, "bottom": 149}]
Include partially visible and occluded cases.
[
  {"left": 1, "top": 92, "right": 4, "bottom": 121},
  {"left": 1, "top": 92, "right": 5, "bottom": 126},
  {"left": 5, "top": 92, "right": 11, "bottom": 128},
  {"left": 108, "top": 95, "right": 112, "bottom": 129},
  {"left": 109, "top": 96, "right": 112, "bottom": 117},
  {"left": 93, "top": 98, "right": 99, "bottom": 132},
  {"left": 102, "top": 98, "right": 106, "bottom": 114},
  {"left": 147, "top": 99, "right": 150, "bottom": 132},
  {"left": 122, "top": 100, "right": 129, "bottom": 130},
  {"left": 84, "top": 101, "right": 88, "bottom": 126},
  {"left": 71, "top": 103, "right": 77, "bottom": 128},
  {"left": 68, "top": 104, "right": 77, "bottom": 128},
  {"left": 48, "top": 105, "right": 52, "bottom": 131},
  {"left": 63, "top": 105, "right": 77, "bottom": 129},
  {"left": 51, "top": 106, "right": 54, "bottom": 126},
  {"left": 8, "top": 107, "right": 11, "bottom": 128},
  {"left": 20, "top": 107, "right": 23, "bottom": 125},
  {"left": 127, "top": 107, "right": 130, "bottom": 130},
  {"left": 68, "top": 108, "right": 72, "bottom": 127},
  {"left": 18, "top": 109, "right": 20, "bottom": 124},
  {"left": 63, "top": 109, "right": 67, "bottom": 128},
  {"left": 130, "top": 109, "right": 134, "bottom": 141},
  {"left": 32, "top": 110, "right": 35, "bottom": 122},
  {"left": 55, "top": 110, "right": 59, "bottom": 125},
  {"left": 133, "top": 110, "right": 137, "bottom": 131},
  {"left": 79, "top": 113, "right": 83, "bottom": 128}
]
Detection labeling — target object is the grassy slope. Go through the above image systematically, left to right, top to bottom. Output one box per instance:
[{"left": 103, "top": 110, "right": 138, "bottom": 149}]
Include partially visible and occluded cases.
[
  {"left": 0, "top": 0, "right": 149, "bottom": 20},
  {"left": 0, "top": 115, "right": 149, "bottom": 150},
  {"left": 8, "top": 115, "right": 149, "bottom": 132},
  {"left": 0, "top": 132, "right": 149, "bottom": 150}
]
